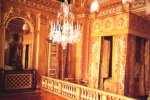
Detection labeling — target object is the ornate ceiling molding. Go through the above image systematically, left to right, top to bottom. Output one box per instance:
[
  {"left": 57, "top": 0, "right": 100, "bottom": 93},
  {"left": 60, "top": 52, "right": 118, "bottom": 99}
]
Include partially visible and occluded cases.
[
  {"left": 4, "top": 0, "right": 89, "bottom": 16},
  {"left": 90, "top": 1, "right": 129, "bottom": 19}
]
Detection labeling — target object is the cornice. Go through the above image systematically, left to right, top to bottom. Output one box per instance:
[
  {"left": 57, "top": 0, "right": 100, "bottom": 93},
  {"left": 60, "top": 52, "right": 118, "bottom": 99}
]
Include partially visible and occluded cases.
[
  {"left": 2, "top": 0, "right": 148, "bottom": 21},
  {"left": 3, "top": 0, "right": 90, "bottom": 18},
  {"left": 4, "top": 0, "right": 59, "bottom": 14},
  {"left": 90, "top": 0, "right": 148, "bottom": 19},
  {"left": 130, "top": 0, "right": 146, "bottom": 10},
  {"left": 90, "top": 1, "right": 129, "bottom": 19}
]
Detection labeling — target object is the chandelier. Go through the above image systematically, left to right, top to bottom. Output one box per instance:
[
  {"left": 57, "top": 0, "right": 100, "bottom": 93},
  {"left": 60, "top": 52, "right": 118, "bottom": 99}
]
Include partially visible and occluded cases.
[{"left": 49, "top": 0, "right": 80, "bottom": 49}]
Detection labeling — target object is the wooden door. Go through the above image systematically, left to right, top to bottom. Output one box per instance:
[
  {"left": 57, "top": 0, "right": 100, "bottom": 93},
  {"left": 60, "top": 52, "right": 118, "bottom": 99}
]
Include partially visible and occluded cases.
[{"left": 48, "top": 43, "right": 58, "bottom": 78}]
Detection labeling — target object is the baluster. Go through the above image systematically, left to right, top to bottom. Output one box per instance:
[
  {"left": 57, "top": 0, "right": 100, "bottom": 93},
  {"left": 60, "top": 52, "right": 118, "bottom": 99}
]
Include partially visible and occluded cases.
[
  {"left": 45, "top": 79, "right": 48, "bottom": 89},
  {"left": 42, "top": 80, "right": 45, "bottom": 88},
  {"left": 50, "top": 80, "right": 52, "bottom": 90},
  {"left": 51, "top": 80, "right": 54, "bottom": 91},
  {"left": 48, "top": 81, "right": 50, "bottom": 90},
  {"left": 51, "top": 81, "right": 52, "bottom": 89},
  {"left": 53, "top": 82, "right": 55, "bottom": 91},
  {"left": 55, "top": 82, "right": 57, "bottom": 92},
  {"left": 56, "top": 82, "right": 58, "bottom": 92},
  {"left": 57, "top": 82, "right": 59, "bottom": 92},
  {"left": 62, "top": 84, "right": 64, "bottom": 95},
  {"left": 64, "top": 84, "right": 66, "bottom": 95},
  {"left": 66, "top": 85, "right": 68, "bottom": 96},
  {"left": 67, "top": 85, "right": 69, "bottom": 96},
  {"left": 68, "top": 85, "right": 71, "bottom": 97},
  {"left": 68, "top": 85, "right": 70, "bottom": 96},
  {"left": 69, "top": 86, "right": 71, "bottom": 97},
  {"left": 70, "top": 86, "right": 73, "bottom": 98},
  {"left": 70, "top": 86, "right": 72, "bottom": 97},
  {"left": 70, "top": 86, "right": 73, "bottom": 97},
  {"left": 71, "top": 86, "right": 74, "bottom": 98},
  {"left": 72, "top": 86, "right": 75, "bottom": 98},
  {"left": 73, "top": 87, "right": 75, "bottom": 98},
  {"left": 74, "top": 87, "right": 77, "bottom": 99},
  {"left": 77, "top": 87, "right": 81, "bottom": 100},
  {"left": 81, "top": 89, "right": 84, "bottom": 100},
  {"left": 84, "top": 89, "right": 87, "bottom": 100},
  {"left": 84, "top": 89, "right": 86, "bottom": 100},
  {"left": 85, "top": 90, "right": 87, "bottom": 100},
  {"left": 87, "top": 90, "right": 89, "bottom": 100},
  {"left": 89, "top": 91, "right": 92, "bottom": 100},
  {"left": 93, "top": 91, "right": 96, "bottom": 100},
  {"left": 95, "top": 92, "right": 98, "bottom": 100},
  {"left": 101, "top": 94, "right": 107, "bottom": 100},
  {"left": 107, "top": 95, "right": 110, "bottom": 100},
  {"left": 112, "top": 96, "right": 115, "bottom": 100},
  {"left": 115, "top": 97, "right": 119, "bottom": 100}
]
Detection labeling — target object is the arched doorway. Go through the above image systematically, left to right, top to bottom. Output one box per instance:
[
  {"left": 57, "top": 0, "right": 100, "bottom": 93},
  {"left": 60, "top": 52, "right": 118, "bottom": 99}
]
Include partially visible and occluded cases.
[{"left": 4, "top": 18, "right": 33, "bottom": 70}]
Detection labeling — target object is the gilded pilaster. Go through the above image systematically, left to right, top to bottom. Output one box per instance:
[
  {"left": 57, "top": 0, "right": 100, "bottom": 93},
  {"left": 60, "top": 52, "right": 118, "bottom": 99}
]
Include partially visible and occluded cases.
[
  {"left": 33, "top": 13, "right": 41, "bottom": 70},
  {"left": 0, "top": 25, "right": 5, "bottom": 68}
]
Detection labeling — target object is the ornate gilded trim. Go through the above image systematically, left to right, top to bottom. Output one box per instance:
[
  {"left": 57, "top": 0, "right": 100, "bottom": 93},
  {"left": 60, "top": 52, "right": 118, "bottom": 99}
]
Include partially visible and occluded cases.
[
  {"left": 2, "top": 6, "right": 35, "bottom": 32},
  {"left": 91, "top": 13, "right": 129, "bottom": 37}
]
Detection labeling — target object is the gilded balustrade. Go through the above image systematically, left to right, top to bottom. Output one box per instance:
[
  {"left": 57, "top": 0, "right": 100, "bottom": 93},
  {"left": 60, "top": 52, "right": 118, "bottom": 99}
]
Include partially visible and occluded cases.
[{"left": 42, "top": 76, "right": 136, "bottom": 100}]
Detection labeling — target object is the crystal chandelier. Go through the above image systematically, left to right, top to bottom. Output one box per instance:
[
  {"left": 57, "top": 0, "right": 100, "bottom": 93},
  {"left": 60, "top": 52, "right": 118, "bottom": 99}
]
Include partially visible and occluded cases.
[{"left": 49, "top": 0, "right": 80, "bottom": 49}]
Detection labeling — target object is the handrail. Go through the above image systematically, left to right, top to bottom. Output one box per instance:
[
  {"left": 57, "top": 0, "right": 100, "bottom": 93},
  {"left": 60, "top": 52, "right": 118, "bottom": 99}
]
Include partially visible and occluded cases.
[{"left": 42, "top": 76, "right": 136, "bottom": 100}]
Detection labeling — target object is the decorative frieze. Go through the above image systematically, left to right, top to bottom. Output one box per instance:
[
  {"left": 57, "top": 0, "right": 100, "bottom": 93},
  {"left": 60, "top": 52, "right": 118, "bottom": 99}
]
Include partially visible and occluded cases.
[
  {"left": 3, "top": 0, "right": 89, "bottom": 19},
  {"left": 7, "top": 0, "right": 59, "bottom": 14},
  {"left": 130, "top": 0, "right": 146, "bottom": 10},
  {"left": 90, "top": 1, "right": 129, "bottom": 19},
  {"left": 91, "top": 13, "right": 129, "bottom": 37}
]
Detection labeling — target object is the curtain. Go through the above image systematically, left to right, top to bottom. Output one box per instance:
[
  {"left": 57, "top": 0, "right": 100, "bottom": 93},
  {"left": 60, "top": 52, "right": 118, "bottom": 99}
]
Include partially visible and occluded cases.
[
  {"left": 125, "top": 35, "right": 136, "bottom": 97},
  {"left": 126, "top": 36, "right": 150, "bottom": 97},
  {"left": 99, "top": 37, "right": 111, "bottom": 89},
  {"left": 144, "top": 40, "right": 150, "bottom": 95},
  {"left": 58, "top": 44, "right": 71, "bottom": 79}
]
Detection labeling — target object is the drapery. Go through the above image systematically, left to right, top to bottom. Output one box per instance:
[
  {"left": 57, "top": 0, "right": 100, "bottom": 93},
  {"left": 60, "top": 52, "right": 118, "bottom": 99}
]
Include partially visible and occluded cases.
[
  {"left": 125, "top": 35, "right": 150, "bottom": 97},
  {"left": 99, "top": 37, "right": 111, "bottom": 90}
]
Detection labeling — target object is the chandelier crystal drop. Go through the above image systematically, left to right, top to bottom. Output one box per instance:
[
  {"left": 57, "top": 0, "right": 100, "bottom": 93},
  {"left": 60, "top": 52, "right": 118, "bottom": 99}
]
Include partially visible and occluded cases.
[{"left": 49, "top": 0, "right": 80, "bottom": 49}]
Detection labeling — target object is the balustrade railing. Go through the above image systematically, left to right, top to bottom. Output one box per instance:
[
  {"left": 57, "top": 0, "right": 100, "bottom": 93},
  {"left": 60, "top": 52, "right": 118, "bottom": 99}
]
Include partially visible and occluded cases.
[{"left": 42, "top": 76, "right": 136, "bottom": 100}]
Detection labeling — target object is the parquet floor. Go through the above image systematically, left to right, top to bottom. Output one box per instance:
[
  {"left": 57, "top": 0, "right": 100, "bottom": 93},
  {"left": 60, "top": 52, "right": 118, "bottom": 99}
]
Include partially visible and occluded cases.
[{"left": 0, "top": 89, "right": 67, "bottom": 100}]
